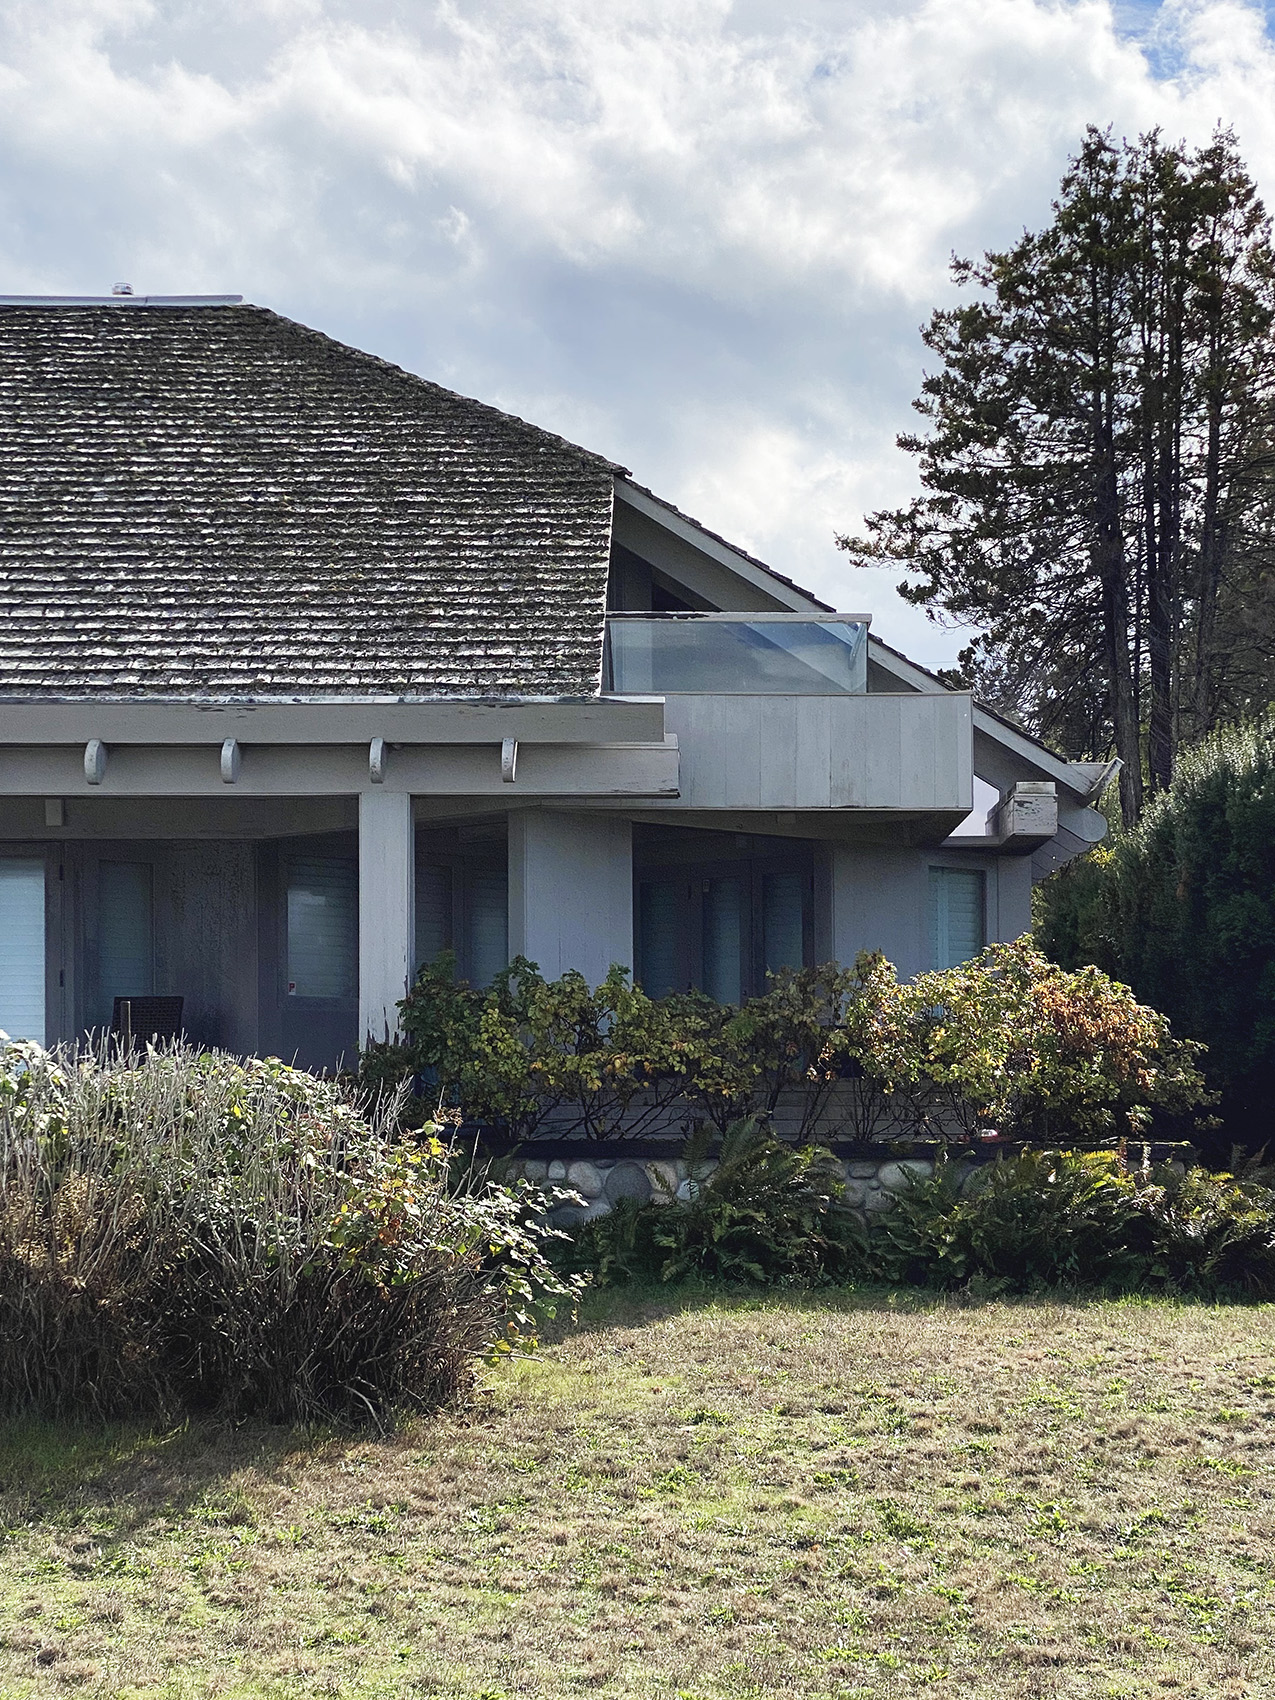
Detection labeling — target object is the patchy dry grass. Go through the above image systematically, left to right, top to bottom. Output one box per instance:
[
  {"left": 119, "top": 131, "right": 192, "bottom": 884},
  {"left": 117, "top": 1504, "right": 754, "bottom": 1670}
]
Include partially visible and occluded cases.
[{"left": 0, "top": 1289, "right": 1273, "bottom": 1699}]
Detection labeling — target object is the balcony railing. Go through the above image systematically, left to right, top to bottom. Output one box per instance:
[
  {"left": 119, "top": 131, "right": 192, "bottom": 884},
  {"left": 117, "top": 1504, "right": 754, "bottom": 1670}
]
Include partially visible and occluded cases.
[{"left": 604, "top": 613, "right": 868, "bottom": 696}]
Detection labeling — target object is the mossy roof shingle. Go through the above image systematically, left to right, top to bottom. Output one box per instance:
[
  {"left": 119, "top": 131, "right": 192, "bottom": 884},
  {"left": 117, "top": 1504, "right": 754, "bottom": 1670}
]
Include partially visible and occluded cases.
[{"left": 0, "top": 305, "right": 620, "bottom": 700}]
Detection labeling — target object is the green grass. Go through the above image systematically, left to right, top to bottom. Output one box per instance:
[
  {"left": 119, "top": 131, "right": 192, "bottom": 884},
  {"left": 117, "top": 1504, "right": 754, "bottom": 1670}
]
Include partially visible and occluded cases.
[{"left": 2, "top": 1288, "right": 1274, "bottom": 1698}]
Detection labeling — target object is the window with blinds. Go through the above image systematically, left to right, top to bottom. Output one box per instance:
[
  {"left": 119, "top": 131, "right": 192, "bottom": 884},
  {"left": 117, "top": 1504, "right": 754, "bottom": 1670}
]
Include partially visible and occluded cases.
[
  {"left": 635, "top": 849, "right": 812, "bottom": 1003},
  {"left": 287, "top": 857, "right": 358, "bottom": 1000},
  {"left": 0, "top": 860, "right": 45, "bottom": 1043},
  {"left": 97, "top": 860, "right": 153, "bottom": 1027},
  {"left": 415, "top": 863, "right": 453, "bottom": 973},
  {"left": 929, "top": 867, "right": 986, "bottom": 969},
  {"left": 762, "top": 871, "right": 805, "bottom": 976},
  {"left": 467, "top": 872, "right": 508, "bottom": 988},
  {"left": 702, "top": 877, "right": 744, "bottom": 1004},
  {"left": 637, "top": 879, "right": 681, "bottom": 999}
]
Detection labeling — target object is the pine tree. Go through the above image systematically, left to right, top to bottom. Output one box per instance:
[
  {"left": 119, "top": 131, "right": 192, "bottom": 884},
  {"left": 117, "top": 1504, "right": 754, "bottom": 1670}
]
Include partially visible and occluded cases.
[{"left": 841, "top": 128, "right": 1275, "bottom": 825}]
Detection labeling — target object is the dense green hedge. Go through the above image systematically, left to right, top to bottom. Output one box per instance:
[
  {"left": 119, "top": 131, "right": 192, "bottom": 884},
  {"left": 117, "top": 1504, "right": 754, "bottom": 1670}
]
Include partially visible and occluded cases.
[{"left": 1036, "top": 717, "right": 1275, "bottom": 1155}]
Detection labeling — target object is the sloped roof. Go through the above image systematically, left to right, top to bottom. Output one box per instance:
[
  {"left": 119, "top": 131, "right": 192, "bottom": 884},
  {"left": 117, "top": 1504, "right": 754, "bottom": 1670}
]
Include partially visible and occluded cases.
[{"left": 0, "top": 305, "right": 619, "bottom": 699}]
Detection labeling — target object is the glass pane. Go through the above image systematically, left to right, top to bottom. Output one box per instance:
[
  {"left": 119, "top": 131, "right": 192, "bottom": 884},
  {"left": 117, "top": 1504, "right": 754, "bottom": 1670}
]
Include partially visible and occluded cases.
[
  {"left": 607, "top": 617, "right": 867, "bottom": 694},
  {"left": 287, "top": 857, "right": 357, "bottom": 999},
  {"left": 0, "top": 860, "right": 45, "bottom": 1043},
  {"left": 98, "top": 861, "right": 152, "bottom": 1026},
  {"left": 415, "top": 863, "right": 452, "bottom": 972},
  {"left": 929, "top": 868, "right": 985, "bottom": 969},
  {"left": 467, "top": 871, "right": 508, "bottom": 988},
  {"left": 763, "top": 871, "right": 805, "bottom": 975},
  {"left": 702, "top": 877, "right": 743, "bottom": 1004},
  {"left": 638, "top": 880, "right": 681, "bottom": 998}
]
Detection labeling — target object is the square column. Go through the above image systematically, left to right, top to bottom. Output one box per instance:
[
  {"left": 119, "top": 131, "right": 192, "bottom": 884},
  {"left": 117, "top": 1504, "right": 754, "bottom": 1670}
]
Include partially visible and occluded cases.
[
  {"left": 359, "top": 790, "right": 415, "bottom": 1045},
  {"left": 508, "top": 810, "right": 632, "bottom": 985}
]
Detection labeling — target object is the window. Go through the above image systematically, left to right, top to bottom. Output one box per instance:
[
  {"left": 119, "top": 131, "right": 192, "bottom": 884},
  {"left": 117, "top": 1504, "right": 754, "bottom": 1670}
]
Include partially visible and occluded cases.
[
  {"left": 635, "top": 839, "right": 813, "bottom": 1002},
  {"left": 415, "top": 855, "right": 508, "bottom": 987},
  {"left": 286, "top": 857, "right": 357, "bottom": 999},
  {"left": 0, "top": 860, "right": 45, "bottom": 1042},
  {"left": 97, "top": 860, "right": 153, "bottom": 1026},
  {"left": 415, "top": 863, "right": 453, "bottom": 972},
  {"left": 929, "top": 867, "right": 985, "bottom": 969},
  {"left": 467, "top": 871, "right": 508, "bottom": 988},
  {"left": 762, "top": 871, "right": 806, "bottom": 976},
  {"left": 702, "top": 877, "right": 744, "bottom": 1004},
  {"left": 638, "top": 879, "right": 682, "bottom": 999}
]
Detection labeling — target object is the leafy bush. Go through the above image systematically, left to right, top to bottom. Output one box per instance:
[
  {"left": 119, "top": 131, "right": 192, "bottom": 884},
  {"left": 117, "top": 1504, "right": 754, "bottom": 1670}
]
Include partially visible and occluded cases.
[
  {"left": 1036, "top": 715, "right": 1275, "bottom": 1154},
  {"left": 874, "top": 941, "right": 1209, "bottom": 1142},
  {"left": 365, "top": 943, "right": 1206, "bottom": 1148},
  {"left": 362, "top": 954, "right": 698, "bottom": 1140},
  {"left": 0, "top": 1037, "right": 576, "bottom": 1422},
  {"left": 569, "top": 1117, "right": 867, "bottom": 1286},
  {"left": 871, "top": 1148, "right": 1275, "bottom": 1296},
  {"left": 872, "top": 1150, "right": 1144, "bottom": 1289},
  {"left": 1135, "top": 1165, "right": 1275, "bottom": 1296}
]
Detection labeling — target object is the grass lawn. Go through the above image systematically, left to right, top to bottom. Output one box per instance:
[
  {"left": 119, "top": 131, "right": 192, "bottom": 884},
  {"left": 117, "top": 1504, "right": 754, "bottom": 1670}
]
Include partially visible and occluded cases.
[{"left": 1, "top": 1289, "right": 1273, "bottom": 1699}]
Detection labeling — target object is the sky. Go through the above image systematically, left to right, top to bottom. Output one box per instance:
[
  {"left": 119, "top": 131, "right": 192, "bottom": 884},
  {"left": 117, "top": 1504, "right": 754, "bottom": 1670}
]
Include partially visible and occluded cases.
[{"left": 3, "top": 0, "right": 1275, "bottom": 666}]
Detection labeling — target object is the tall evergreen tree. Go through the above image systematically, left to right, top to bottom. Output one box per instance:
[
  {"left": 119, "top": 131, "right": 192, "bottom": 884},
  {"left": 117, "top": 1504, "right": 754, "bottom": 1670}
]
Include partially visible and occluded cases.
[{"left": 841, "top": 128, "right": 1275, "bottom": 825}]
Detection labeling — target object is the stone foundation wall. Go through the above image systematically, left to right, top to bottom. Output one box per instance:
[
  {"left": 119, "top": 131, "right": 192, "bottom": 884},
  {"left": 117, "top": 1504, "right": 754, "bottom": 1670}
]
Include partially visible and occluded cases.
[{"left": 509, "top": 1152, "right": 941, "bottom": 1225}]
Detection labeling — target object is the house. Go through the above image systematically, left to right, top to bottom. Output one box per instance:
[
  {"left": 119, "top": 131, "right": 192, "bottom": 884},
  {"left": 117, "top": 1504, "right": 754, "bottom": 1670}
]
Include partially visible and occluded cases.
[{"left": 0, "top": 295, "right": 1112, "bottom": 1071}]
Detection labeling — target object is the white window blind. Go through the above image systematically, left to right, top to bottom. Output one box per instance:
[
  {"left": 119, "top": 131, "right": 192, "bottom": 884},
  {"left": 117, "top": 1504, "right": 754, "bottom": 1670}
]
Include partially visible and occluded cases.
[
  {"left": 287, "top": 857, "right": 358, "bottom": 999},
  {"left": 0, "top": 860, "right": 45, "bottom": 1043},
  {"left": 97, "top": 860, "right": 153, "bottom": 1026},
  {"left": 929, "top": 868, "right": 986, "bottom": 969},
  {"left": 467, "top": 872, "right": 508, "bottom": 988}
]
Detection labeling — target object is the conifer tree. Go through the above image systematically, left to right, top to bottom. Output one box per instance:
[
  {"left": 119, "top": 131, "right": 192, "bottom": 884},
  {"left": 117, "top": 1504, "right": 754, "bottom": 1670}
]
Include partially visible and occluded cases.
[{"left": 841, "top": 128, "right": 1275, "bottom": 825}]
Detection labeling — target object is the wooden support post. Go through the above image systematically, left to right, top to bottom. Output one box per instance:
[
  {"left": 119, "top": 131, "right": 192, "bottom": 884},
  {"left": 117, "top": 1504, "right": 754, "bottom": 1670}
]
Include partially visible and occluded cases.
[{"left": 358, "top": 790, "right": 415, "bottom": 1047}]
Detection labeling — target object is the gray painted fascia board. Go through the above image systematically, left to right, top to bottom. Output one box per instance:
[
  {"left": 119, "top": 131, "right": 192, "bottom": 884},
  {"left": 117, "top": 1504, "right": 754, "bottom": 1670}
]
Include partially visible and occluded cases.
[
  {"left": 614, "top": 480, "right": 841, "bottom": 615},
  {"left": 0, "top": 697, "right": 666, "bottom": 746},
  {"left": 971, "top": 710, "right": 1112, "bottom": 802},
  {"left": 0, "top": 738, "right": 679, "bottom": 798}
]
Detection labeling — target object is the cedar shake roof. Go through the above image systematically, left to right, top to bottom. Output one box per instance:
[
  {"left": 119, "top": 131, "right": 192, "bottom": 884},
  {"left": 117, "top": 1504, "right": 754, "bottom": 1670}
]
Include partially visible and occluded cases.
[{"left": 0, "top": 304, "right": 620, "bottom": 700}]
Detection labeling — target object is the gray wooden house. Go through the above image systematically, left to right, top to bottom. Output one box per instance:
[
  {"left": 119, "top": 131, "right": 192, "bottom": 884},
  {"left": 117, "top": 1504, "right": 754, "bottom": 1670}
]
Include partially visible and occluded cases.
[{"left": 0, "top": 295, "right": 1112, "bottom": 1068}]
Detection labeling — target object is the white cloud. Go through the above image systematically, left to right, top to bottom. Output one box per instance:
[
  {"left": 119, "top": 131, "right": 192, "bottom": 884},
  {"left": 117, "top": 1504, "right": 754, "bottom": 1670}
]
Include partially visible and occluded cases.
[{"left": 1, "top": 0, "right": 1274, "bottom": 663}]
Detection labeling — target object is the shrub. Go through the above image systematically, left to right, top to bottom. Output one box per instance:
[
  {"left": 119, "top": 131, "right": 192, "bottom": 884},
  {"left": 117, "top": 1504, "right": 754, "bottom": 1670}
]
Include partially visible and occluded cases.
[
  {"left": 1036, "top": 715, "right": 1275, "bottom": 1154},
  {"left": 871, "top": 941, "right": 1209, "bottom": 1143},
  {"left": 366, "top": 944, "right": 1206, "bottom": 1149},
  {"left": 363, "top": 954, "right": 698, "bottom": 1140},
  {"left": 0, "top": 1037, "right": 576, "bottom": 1422},
  {"left": 568, "top": 1117, "right": 867, "bottom": 1286},
  {"left": 870, "top": 1148, "right": 1275, "bottom": 1297},
  {"left": 872, "top": 1150, "right": 1144, "bottom": 1289},
  {"left": 1135, "top": 1165, "right": 1275, "bottom": 1296}
]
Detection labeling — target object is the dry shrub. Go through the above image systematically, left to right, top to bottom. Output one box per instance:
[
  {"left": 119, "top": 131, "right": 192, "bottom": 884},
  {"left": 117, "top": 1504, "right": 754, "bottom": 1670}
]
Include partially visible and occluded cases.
[{"left": 0, "top": 1037, "right": 573, "bottom": 1422}]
